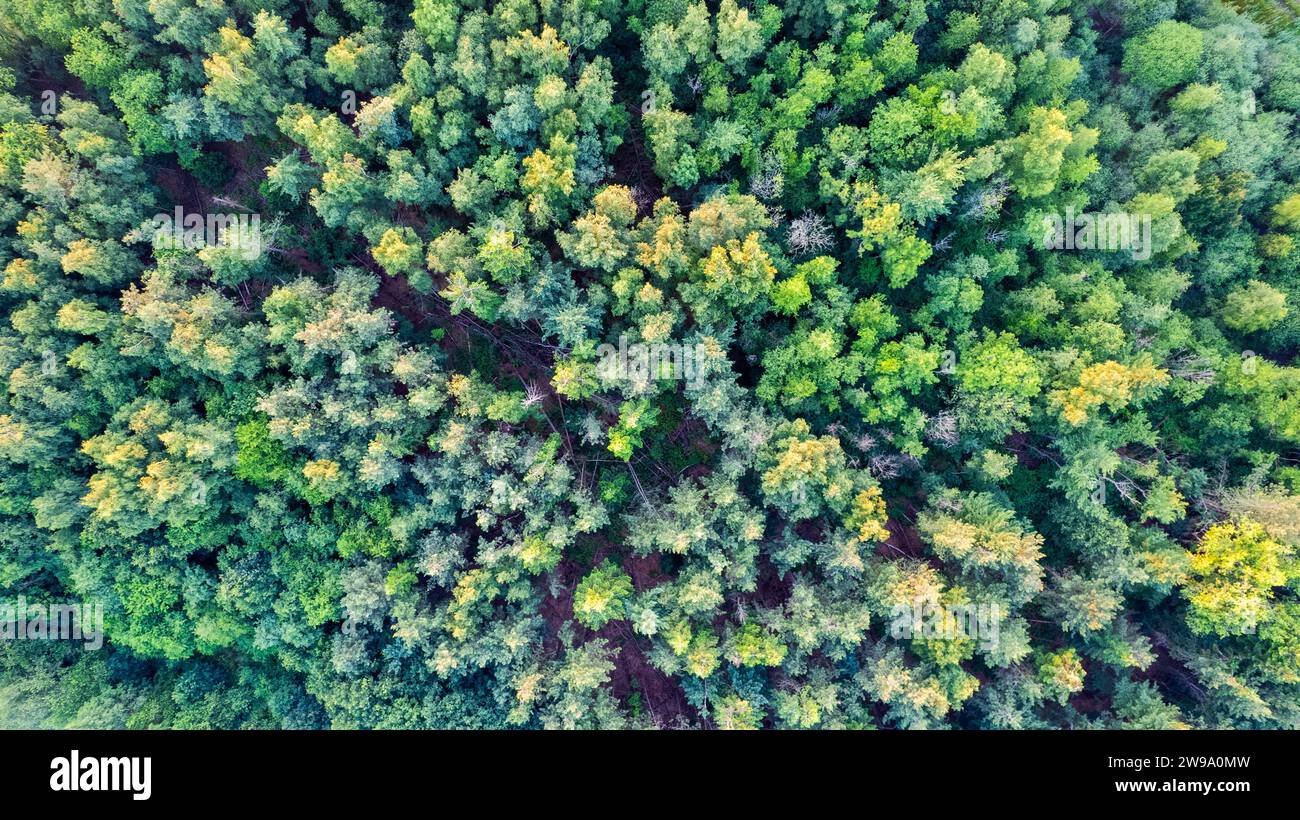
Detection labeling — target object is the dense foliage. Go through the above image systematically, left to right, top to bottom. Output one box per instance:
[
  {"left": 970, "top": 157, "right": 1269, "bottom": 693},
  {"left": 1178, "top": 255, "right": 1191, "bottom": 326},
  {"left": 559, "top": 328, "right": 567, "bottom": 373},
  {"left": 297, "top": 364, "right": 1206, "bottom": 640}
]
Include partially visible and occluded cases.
[{"left": 0, "top": 0, "right": 1298, "bottom": 729}]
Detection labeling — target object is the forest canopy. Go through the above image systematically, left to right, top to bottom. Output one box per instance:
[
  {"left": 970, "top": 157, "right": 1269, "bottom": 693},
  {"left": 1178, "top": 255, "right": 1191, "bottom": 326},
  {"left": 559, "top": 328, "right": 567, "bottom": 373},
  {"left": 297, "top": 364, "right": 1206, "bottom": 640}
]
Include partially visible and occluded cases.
[{"left": 0, "top": 0, "right": 1298, "bottom": 729}]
